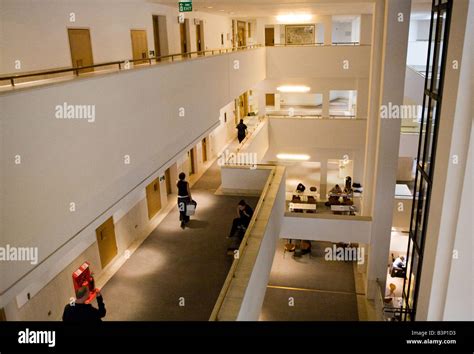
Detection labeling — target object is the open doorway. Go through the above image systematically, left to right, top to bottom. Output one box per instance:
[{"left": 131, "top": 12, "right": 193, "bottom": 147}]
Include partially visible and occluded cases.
[
  {"left": 152, "top": 15, "right": 169, "bottom": 60},
  {"left": 180, "top": 19, "right": 190, "bottom": 56},
  {"left": 196, "top": 20, "right": 204, "bottom": 54},
  {"left": 265, "top": 27, "right": 275, "bottom": 46}
]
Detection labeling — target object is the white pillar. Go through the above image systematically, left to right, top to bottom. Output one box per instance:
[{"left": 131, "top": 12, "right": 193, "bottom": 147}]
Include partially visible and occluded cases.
[
  {"left": 362, "top": 0, "right": 385, "bottom": 216},
  {"left": 366, "top": 0, "right": 411, "bottom": 299},
  {"left": 360, "top": 14, "right": 373, "bottom": 45},
  {"left": 321, "top": 16, "right": 333, "bottom": 45},
  {"left": 322, "top": 89, "right": 330, "bottom": 118},
  {"left": 274, "top": 93, "right": 281, "bottom": 110},
  {"left": 319, "top": 159, "right": 328, "bottom": 200}
]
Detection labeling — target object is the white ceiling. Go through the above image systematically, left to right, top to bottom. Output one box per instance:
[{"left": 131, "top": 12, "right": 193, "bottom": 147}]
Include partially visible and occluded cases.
[{"left": 150, "top": 0, "right": 375, "bottom": 18}]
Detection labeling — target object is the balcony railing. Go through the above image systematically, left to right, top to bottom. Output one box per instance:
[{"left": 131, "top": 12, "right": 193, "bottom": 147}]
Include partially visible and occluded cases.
[
  {"left": 273, "top": 42, "right": 361, "bottom": 47},
  {"left": 0, "top": 44, "right": 262, "bottom": 88}
]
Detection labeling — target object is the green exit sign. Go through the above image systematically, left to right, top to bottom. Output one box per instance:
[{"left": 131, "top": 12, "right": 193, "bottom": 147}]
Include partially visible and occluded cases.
[{"left": 179, "top": 0, "right": 192, "bottom": 12}]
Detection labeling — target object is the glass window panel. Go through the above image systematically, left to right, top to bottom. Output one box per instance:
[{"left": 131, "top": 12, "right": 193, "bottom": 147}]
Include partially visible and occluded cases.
[
  {"left": 426, "top": 11, "right": 438, "bottom": 89},
  {"left": 433, "top": 11, "right": 446, "bottom": 94},
  {"left": 418, "top": 96, "right": 431, "bottom": 169},
  {"left": 425, "top": 100, "right": 438, "bottom": 175},
  {"left": 410, "top": 171, "right": 422, "bottom": 237},
  {"left": 416, "top": 180, "right": 430, "bottom": 247},
  {"left": 404, "top": 238, "right": 414, "bottom": 301},
  {"left": 408, "top": 250, "right": 419, "bottom": 309}
]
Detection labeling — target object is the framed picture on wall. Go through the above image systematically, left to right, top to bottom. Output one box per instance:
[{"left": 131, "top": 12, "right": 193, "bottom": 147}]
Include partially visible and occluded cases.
[{"left": 285, "top": 24, "right": 315, "bottom": 45}]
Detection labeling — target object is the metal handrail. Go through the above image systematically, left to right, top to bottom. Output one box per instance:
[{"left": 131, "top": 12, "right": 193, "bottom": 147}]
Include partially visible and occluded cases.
[
  {"left": 273, "top": 42, "right": 361, "bottom": 47},
  {"left": 0, "top": 44, "right": 262, "bottom": 86},
  {"left": 266, "top": 114, "right": 362, "bottom": 120},
  {"left": 209, "top": 164, "right": 278, "bottom": 321}
]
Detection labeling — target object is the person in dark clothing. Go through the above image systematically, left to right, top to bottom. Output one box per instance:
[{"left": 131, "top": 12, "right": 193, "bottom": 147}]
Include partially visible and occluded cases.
[
  {"left": 236, "top": 119, "right": 248, "bottom": 143},
  {"left": 177, "top": 172, "right": 192, "bottom": 229},
  {"left": 296, "top": 183, "right": 306, "bottom": 193},
  {"left": 228, "top": 200, "right": 254, "bottom": 239},
  {"left": 62, "top": 286, "right": 106, "bottom": 322}
]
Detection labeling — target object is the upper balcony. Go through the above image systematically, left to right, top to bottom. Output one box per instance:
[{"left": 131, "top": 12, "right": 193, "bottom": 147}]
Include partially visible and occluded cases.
[{"left": 266, "top": 44, "right": 371, "bottom": 79}]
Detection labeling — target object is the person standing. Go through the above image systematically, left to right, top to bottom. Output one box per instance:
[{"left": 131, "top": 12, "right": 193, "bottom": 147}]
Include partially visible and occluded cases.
[
  {"left": 236, "top": 119, "right": 248, "bottom": 143},
  {"left": 177, "top": 172, "right": 192, "bottom": 229},
  {"left": 62, "top": 286, "right": 106, "bottom": 322}
]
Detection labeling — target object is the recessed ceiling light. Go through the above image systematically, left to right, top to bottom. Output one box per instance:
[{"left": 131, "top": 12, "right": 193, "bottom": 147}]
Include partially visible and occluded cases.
[
  {"left": 207, "top": 6, "right": 213, "bottom": 9},
  {"left": 219, "top": 9, "right": 225, "bottom": 12},
  {"left": 277, "top": 85, "right": 311, "bottom": 93},
  {"left": 277, "top": 154, "right": 311, "bottom": 161}
]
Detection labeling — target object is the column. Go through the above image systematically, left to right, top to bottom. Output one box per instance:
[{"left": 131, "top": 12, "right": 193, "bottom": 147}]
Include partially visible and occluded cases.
[
  {"left": 362, "top": 0, "right": 384, "bottom": 216},
  {"left": 366, "top": 0, "right": 412, "bottom": 299},
  {"left": 360, "top": 14, "right": 373, "bottom": 45},
  {"left": 321, "top": 16, "right": 333, "bottom": 45},
  {"left": 356, "top": 78, "right": 369, "bottom": 119},
  {"left": 322, "top": 89, "right": 330, "bottom": 118},
  {"left": 274, "top": 93, "right": 281, "bottom": 110},
  {"left": 319, "top": 159, "right": 328, "bottom": 200}
]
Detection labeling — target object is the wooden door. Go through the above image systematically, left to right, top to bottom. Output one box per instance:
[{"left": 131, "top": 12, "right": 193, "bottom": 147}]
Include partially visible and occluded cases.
[
  {"left": 152, "top": 15, "right": 161, "bottom": 58},
  {"left": 180, "top": 22, "right": 188, "bottom": 54},
  {"left": 196, "top": 22, "right": 204, "bottom": 54},
  {"left": 265, "top": 27, "right": 275, "bottom": 46},
  {"left": 68, "top": 28, "right": 94, "bottom": 73},
  {"left": 131, "top": 30, "right": 148, "bottom": 64},
  {"left": 243, "top": 92, "right": 249, "bottom": 116},
  {"left": 266, "top": 93, "right": 275, "bottom": 106},
  {"left": 202, "top": 138, "right": 208, "bottom": 162},
  {"left": 189, "top": 148, "right": 196, "bottom": 175},
  {"left": 165, "top": 168, "right": 172, "bottom": 195},
  {"left": 146, "top": 177, "right": 162, "bottom": 219},
  {"left": 95, "top": 217, "right": 117, "bottom": 269}
]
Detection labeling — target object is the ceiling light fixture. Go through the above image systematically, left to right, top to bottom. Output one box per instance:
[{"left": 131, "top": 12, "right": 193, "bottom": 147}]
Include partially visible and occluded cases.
[
  {"left": 207, "top": 6, "right": 213, "bottom": 9},
  {"left": 276, "top": 14, "right": 313, "bottom": 23},
  {"left": 277, "top": 85, "right": 311, "bottom": 93},
  {"left": 277, "top": 154, "right": 311, "bottom": 161}
]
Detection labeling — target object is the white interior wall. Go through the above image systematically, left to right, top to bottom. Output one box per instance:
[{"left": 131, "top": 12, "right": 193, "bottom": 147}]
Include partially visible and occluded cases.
[
  {"left": 0, "top": 0, "right": 232, "bottom": 74},
  {"left": 266, "top": 46, "right": 371, "bottom": 79},
  {"left": 0, "top": 48, "right": 266, "bottom": 305},
  {"left": 279, "top": 93, "right": 323, "bottom": 106},
  {"left": 237, "top": 176, "right": 285, "bottom": 320},
  {"left": 281, "top": 215, "right": 372, "bottom": 244}
]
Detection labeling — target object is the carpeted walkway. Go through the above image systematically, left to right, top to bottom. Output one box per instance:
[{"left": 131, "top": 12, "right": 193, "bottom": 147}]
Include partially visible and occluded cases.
[
  {"left": 101, "top": 156, "right": 258, "bottom": 321},
  {"left": 259, "top": 240, "right": 359, "bottom": 321}
]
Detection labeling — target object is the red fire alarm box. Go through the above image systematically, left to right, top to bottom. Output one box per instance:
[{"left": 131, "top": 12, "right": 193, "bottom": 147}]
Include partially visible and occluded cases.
[{"left": 72, "top": 261, "right": 98, "bottom": 304}]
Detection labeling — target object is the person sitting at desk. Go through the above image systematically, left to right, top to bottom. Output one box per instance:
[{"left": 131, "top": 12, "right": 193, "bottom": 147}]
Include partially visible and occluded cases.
[
  {"left": 296, "top": 183, "right": 306, "bottom": 193},
  {"left": 326, "top": 184, "right": 342, "bottom": 206},
  {"left": 343, "top": 185, "right": 354, "bottom": 205},
  {"left": 391, "top": 256, "right": 406, "bottom": 277}
]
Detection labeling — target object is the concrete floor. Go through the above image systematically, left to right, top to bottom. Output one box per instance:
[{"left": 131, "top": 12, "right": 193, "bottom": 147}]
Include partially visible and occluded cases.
[
  {"left": 101, "top": 157, "right": 258, "bottom": 320},
  {"left": 260, "top": 240, "right": 359, "bottom": 321}
]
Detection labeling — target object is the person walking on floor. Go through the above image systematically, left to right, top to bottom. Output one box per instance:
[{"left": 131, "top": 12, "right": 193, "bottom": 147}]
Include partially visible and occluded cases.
[
  {"left": 236, "top": 119, "right": 248, "bottom": 143},
  {"left": 177, "top": 172, "right": 192, "bottom": 229}
]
